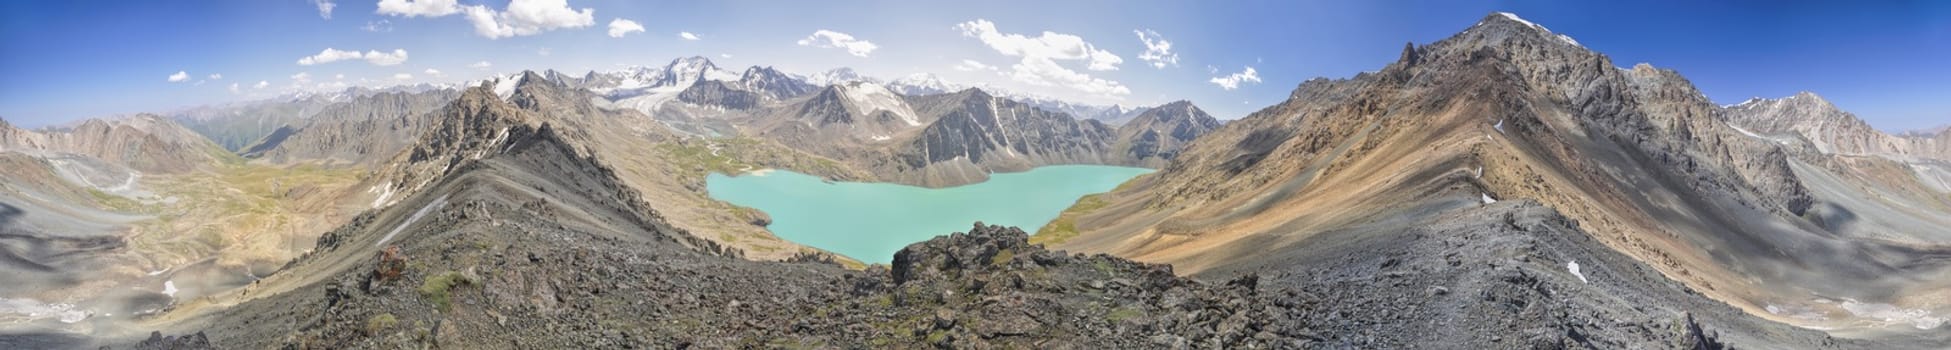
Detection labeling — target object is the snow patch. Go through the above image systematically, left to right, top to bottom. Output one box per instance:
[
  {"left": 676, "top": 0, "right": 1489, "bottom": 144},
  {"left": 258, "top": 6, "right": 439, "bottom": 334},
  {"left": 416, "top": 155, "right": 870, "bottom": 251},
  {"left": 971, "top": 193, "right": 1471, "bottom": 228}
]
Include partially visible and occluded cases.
[
  {"left": 1494, "top": 12, "right": 1581, "bottom": 46},
  {"left": 493, "top": 74, "right": 525, "bottom": 101},
  {"left": 840, "top": 82, "right": 920, "bottom": 126},
  {"left": 1493, "top": 119, "right": 1505, "bottom": 133},
  {"left": 1728, "top": 123, "right": 1763, "bottom": 139},
  {"left": 869, "top": 135, "right": 892, "bottom": 141},
  {"left": 748, "top": 168, "right": 776, "bottom": 176},
  {"left": 370, "top": 184, "right": 396, "bottom": 209},
  {"left": 1481, "top": 193, "right": 1497, "bottom": 204},
  {"left": 377, "top": 194, "right": 449, "bottom": 247},
  {"left": 1567, "top": 261, "right": 1588, "bottom": 283},
  {"left": 162, "top": 280, "right": 179, "bottom": 297},
  {"left": 0, "top": 298, "right": 89, "bottom": 324},
  {"left": 1839, "top": 299, "right": 1945, "bottom": 330}
]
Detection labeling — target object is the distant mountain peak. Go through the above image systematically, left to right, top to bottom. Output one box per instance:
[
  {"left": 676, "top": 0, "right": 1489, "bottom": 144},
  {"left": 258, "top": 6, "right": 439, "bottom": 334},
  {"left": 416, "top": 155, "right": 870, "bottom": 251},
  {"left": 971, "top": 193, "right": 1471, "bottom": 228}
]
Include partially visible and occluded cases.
[{"left": 1471, "top": 11, "right": 1583, "bottom": 47}]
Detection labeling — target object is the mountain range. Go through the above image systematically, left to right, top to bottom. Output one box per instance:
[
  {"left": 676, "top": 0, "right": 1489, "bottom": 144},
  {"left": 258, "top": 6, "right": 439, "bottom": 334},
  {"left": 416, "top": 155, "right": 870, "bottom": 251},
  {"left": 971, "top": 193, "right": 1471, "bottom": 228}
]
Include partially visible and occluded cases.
[{"left": 1, "top": 11, "right": 1948, "bottom": 349}]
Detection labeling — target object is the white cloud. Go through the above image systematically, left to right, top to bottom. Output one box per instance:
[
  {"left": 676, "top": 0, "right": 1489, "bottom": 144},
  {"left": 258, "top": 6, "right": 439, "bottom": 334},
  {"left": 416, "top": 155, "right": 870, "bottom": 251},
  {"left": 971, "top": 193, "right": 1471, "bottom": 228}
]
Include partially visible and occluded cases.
[
  {"left": 313, "top": 0, "right": 336, "bottom": 19},
  {"left": 376, "top": 0, "right": 460, "bottom": 17},
  {"left": 463, "top": 0, "right": 595, "bottom": 39},
  {"left": 607, "top": 18, "right": 644, "bottom": 38},
  {"left": 954, "top": 19, "right": 1128, "bottom": 98},
  {"left": 957, "top": 19, "right": 1121, "bottom": 71},
  {"left": 362, "top": 20, "right": 394, "bottom": 32},
  {"left": 1134, "top": 29, "right": 1178, "bottom": 69},
  {"left": 796, "top": 30, "right": 877, "bottom": 57},
  {"left": 678, "top": 31, "right": 700, "bottom": 41},
  {"left": 537, "top": 47, "right": 552, "bottom": 56},
  {"left": 295, "top": 48, "right": 409, "bottom": 66},
  {"left": 363, "top": 49, "right": 409, "bottom": 65},
  {"left": 719, "top": 53, "right": 732, "bottom": 58},
  {"left": 953, "top": 59, "right": 997, "bottom": 72},
  {"left": 469, "top": 61, "right": 492, "bottom": 69},
  {"left": 1209, "top": 66, "right": 1261, "bottom": 90},
  {"left": 423, "top": 68, "right": 443, "bottom": 77},
  {"left": 167, "top": 71, "right": 189, "bottom": 83},
  {"left": 291, "top": 72, "right": 312, "bottom": 84},
  {"left": 207, "top": 73, "right": 222, "bottom": 80},
  {"left": 335, "top": 73, "right": 345, "bottom": 80},
  {"left": 394, "top": 73, "right": 414, "bottom": 81},
  {"left": 255, "top": 80, "right": 270, "bottom": 89},
  {"left": 228, "top": 83, "right": 242, "bottom": 94}
]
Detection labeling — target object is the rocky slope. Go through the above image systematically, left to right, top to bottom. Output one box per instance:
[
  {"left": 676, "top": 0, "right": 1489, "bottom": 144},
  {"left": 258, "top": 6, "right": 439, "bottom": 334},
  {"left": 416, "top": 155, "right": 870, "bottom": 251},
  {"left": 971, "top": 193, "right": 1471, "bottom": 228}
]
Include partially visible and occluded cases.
[
  {"left": 1045, "top": 11, "right": 1951, "bottom": 340},
  {"left": 737, "top": 85, "right": 1218, "bottom": 187},
  {"left": 107, "top": 89, "right": 1315, "bottom": 347},
  {"left": 240, "top": 89, "right": 461, "bottom": 165},
  {"left": 1724, "top": 92, "right": 1950, "bottom": 161},
  {"left": 1110, "top": 100, "right": 1223, "bottom": 168},
  {"left": 0, "top": 115, "right": 227, "bottom": 174}
]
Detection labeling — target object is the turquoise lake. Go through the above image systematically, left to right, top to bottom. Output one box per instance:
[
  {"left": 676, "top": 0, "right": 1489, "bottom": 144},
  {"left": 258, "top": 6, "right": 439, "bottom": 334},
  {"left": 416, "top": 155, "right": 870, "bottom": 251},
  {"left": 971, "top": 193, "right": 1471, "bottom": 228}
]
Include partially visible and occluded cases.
[{"left": 705, "top": 165, "right": 1153, "bottom": 263}]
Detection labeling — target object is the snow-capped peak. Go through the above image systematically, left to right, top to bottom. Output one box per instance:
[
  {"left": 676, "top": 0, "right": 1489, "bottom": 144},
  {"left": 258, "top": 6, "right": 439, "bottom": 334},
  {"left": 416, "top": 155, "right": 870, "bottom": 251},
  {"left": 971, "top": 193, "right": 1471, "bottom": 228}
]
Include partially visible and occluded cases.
[
  {"left": 1489, "top": 12, "right": 1581, "bottom": 47},
  {"left": 801, "top": 68, "right": 877, "bottom": 86},
  {"left": 886, "top": 73, "right": 964, "bottom": 95},
  {"left": 838, "top": 81, "right": 920, "bottom": 126}
]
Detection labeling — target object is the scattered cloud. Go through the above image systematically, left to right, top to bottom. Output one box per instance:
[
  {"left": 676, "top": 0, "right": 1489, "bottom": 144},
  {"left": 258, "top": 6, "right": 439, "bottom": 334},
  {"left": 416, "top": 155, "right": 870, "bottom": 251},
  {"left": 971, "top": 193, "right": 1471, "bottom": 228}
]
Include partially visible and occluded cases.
[
  {"left": 313, "top": 0, "right": 336, "bottom": 19},
  {"left": 376, "top": 0, "right": 460, "bottom": 17},
  {"left": 378, "top": 0, "right": 594, "bottom": 39},
  {"left": 463, "top": 0, "right": 595, "bottom": 39},
  {"left": 607, "top": 18, "right": 644, "bottom": 38},
  {"left": 954, "top": 19, "right": 1128, "bottom": 98},
  {"left": 957, "top": 19, "right": 1122, "bottom": 71},
  {"left": 362, "top": 20, "right": 394, "bottom": 32},
  {"left": 1134, "top": 29, "right": 1178, "bottom": 69},
  {"left": 796, "top": 30, "right": 878, "bottom": 57},
  {"left": 679, "top": 31, "right": 700, "bottom": 41},
  {"left": 537, "top": 47, "right": 552, "bottom": 56},
  {"left": 296, "top": 48, "right": 409, "bottom": 66},
  {"left": 719, "top": 53, "right": 733, "bottom": 59},
  {"left": 953, "top": 59, "right": 998, "bottom": 72},
  {"left": 469, "top": 61, "right": 492, "bottom": 69},
  {"left": 1209, "top": 66, "right": 1261, "bottom": 90},
  {"left": 423, "top": 68, "right": 443, "bottom": 77},
  {"left": 167, "top": 71, "right": 189, "bottom": 83},
  {"left": 291, "top": 72, "right": 313, "bottom": 84},
  {"left": 207, "top": 73, "right": 222, "bottom": 80},
  {"left": 335, "top": 73, "right": 345, "bottom": 80},
  {"left": 394, "top": 73, "right": 414, "bottom": 81},
  {"left": 255, "top": 80, "right": 270, "bottom": 89},
  {"left": 228, "top": 83, "right": 242, "bottom": 94}
]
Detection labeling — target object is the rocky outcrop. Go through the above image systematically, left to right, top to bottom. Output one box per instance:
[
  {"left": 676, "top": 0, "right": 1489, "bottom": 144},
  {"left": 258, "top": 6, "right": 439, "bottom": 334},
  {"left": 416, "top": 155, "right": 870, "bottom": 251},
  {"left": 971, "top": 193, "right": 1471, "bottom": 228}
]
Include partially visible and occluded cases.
[
  {"left": 242, "top": 89, "right": 460, "bottom": 164},
  {"left": 1111, "top": 100, "right": 1222, "bottom": 167}
]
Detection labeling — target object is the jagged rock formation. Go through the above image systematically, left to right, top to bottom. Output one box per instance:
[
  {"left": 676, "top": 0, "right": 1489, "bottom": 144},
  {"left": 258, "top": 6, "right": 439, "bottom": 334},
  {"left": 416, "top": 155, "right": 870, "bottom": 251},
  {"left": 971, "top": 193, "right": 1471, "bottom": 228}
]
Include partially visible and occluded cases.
[
  {"left": 1045, "top": 11, "right": 1951, "bottom": 341},
  {"left": 738, "top": 86, "right": 1218, "bottom": 187},
  {"left": 241, "top": 89, "right": 460, "bottom": 164},
  {"left": 1724, "top": 92, "right": 1950, "bottom": 161},
  {"left": 1111, "top": 100, "right": 1222, "bottom": 167}
]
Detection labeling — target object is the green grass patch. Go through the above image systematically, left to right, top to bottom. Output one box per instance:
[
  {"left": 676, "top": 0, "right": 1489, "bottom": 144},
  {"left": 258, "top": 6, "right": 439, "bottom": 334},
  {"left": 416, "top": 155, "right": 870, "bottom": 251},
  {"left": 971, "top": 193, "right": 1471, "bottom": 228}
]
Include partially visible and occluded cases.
[
  {"left": 1031, "top": 193, "right": 1110, "bottom": 245},
  {"left": 990, "top": 249, "right": 1015, "bottom": 267},
  {"left": 418, "top": 271, "right": 474, "bottom": 312},
  {"left": 1107, "top": 306, "right": 1143, "bottom": 322},
  {"left": 365, "top": 313, "right": 398, "bottom": 335}
]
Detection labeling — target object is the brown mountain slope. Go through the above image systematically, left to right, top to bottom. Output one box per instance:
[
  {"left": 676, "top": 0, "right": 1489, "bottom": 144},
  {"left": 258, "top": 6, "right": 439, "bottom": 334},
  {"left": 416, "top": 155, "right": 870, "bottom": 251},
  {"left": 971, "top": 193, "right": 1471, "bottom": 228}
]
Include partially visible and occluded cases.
[{"left": 1046, "top": 12, "right": 1951, "bottom": 335}]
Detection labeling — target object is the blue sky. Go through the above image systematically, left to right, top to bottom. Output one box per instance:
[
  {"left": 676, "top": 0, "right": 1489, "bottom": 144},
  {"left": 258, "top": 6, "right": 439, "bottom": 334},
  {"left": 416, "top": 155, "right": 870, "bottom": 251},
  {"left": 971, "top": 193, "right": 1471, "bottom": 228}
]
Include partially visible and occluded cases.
[{"left": 1, "top": 1, "right": 1945, "bottom": 131}]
